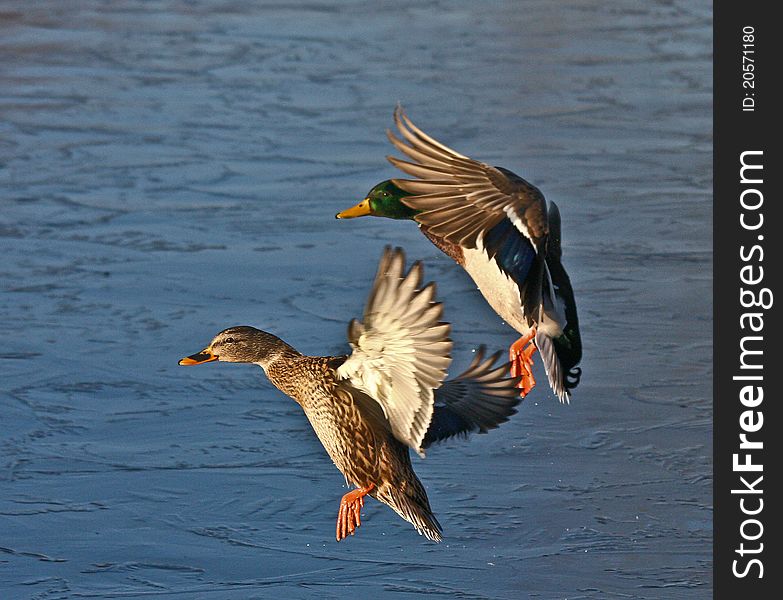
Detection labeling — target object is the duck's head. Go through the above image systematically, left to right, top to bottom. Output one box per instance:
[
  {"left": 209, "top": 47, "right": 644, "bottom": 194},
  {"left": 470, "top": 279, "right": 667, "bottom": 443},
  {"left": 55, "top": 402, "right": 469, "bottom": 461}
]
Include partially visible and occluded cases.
[
  {"left": 335, "top": 180, "right": 419, "bottom": 221},
  {"left": 179, "top": 326, "right": 283, "bottom": 366}
]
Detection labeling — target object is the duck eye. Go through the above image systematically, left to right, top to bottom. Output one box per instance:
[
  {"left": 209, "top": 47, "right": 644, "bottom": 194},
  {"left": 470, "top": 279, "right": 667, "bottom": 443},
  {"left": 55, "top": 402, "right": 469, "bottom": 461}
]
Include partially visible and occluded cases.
[{"left": 224, "top": 337, "right": 235, "bottom": 344}]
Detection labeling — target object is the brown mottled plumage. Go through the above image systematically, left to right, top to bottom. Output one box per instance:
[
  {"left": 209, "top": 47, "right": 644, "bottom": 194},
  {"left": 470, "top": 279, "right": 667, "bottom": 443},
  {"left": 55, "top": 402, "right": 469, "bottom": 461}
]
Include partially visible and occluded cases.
[
  {"left": 420, "top": 225, "right": 465, "bottom": 266},
  {"left": 179, "top": 247, "right": 521, "bottom": 542},
  {"left": 265, "top": 349, "right": 438, "bottom": 539}
]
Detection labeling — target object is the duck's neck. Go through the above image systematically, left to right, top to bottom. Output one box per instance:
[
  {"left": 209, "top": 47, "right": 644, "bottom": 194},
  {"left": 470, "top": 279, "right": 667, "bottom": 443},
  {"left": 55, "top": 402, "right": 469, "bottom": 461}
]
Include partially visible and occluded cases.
[{"left": 252, "top": 334, "right": 302, "bottom": 370}]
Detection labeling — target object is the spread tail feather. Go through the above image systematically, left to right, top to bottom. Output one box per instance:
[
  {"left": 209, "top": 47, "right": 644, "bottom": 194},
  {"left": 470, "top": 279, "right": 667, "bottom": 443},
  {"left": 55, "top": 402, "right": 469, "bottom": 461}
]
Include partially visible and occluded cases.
[
  {"left": 532, "top": 260, "right": 569, "bottom": 402},
  {"left": 535, "top": 330, "right": 569, "bottom": 403},
  {"left": 379, "top": 486, "right": 443, "bottom": 542}
]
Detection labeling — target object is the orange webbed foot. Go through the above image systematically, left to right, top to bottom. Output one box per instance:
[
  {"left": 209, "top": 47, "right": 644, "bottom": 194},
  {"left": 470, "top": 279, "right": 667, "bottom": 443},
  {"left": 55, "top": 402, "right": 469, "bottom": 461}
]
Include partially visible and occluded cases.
[
  {"left": 509, "top": 328, "right": 538, "bottom": 398},
  {"left": 336, "top": 483, "right": 375, "bottom": 541}
]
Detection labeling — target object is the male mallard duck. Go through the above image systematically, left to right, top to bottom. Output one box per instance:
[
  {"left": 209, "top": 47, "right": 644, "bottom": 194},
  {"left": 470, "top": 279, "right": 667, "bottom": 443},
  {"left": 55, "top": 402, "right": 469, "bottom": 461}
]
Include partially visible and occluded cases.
[
  {"left": 336, "top": 106, "right": 582, "bottom": 402},
  {"left": 179, "top": 247, "right": 520, "bottom": 542}
]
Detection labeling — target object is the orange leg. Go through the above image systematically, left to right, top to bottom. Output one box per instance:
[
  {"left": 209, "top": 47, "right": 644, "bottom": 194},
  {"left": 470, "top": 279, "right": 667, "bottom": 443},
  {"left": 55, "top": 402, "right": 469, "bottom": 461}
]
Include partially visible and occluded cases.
[
  {"left": 509, "top": 328, "right": 538, "bottom": 397},
  {"left": 336, "top": 483, "right": 375, "bottom": 541}
]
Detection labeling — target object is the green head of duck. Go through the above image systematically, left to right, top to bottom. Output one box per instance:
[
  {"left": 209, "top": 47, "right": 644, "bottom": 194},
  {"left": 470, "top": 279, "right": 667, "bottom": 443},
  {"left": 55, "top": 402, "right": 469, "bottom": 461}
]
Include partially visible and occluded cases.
[{"left": 336, "top": 180, "right": 420, "bottom": 221}]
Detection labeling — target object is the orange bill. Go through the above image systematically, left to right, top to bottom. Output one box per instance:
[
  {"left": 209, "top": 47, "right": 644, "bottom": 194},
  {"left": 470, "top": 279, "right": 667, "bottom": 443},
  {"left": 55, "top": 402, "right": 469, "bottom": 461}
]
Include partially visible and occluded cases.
[
  {"left": 335, "top": 198, "right": 371, "bottom": 219},
  {"left": 178, "top": 349, "right": 217, "bottom": 366}
]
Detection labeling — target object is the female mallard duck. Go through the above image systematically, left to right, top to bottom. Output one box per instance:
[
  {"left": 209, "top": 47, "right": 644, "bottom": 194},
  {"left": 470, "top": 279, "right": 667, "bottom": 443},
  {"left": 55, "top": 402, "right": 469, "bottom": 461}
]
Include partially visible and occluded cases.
[
  {"left": 336, "top": 106, "right": 582, "bottom": 402},
  {"left": 179, "top": 247, "right": 520, "bottom": 542}
]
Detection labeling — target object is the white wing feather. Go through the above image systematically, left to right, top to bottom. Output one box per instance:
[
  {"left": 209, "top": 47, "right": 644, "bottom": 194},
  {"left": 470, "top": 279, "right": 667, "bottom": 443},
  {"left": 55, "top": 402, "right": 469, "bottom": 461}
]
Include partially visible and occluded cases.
[{"left": 336, "top": 247, "right": 452, "bottom": 455}]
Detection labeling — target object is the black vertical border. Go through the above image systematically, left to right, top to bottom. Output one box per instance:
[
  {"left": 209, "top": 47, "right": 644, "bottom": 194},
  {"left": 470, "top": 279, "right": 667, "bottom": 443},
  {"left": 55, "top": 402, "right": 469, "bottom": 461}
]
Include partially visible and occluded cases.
[{"left": 715, "top": 2, "right": 781, "bottom": 598}]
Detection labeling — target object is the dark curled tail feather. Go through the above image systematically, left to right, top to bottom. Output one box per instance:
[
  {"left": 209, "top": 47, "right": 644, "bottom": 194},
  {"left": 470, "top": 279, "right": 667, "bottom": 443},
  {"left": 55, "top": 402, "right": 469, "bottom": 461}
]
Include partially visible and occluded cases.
[{"left": 565, "top": 366, "right": 582, "bottom": 392}]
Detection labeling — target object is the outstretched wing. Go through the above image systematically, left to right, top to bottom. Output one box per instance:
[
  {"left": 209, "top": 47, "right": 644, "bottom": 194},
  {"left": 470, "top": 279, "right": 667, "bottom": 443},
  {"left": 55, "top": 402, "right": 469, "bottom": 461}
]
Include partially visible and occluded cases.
[
  {"left": 386, "top": 105, "right": 549, "bottom": 253},
  {"left": 336, "top": 246, "right": 452, "bottom": 455},
  {"left": 422, "top": 346, "right": 521, "bottom": 448}
]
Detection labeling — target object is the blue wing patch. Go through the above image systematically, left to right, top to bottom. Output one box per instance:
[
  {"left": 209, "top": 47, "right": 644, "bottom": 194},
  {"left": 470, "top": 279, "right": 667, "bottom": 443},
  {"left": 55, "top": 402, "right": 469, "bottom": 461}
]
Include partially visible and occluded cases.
[{"left": 482, "top": 217, "right": 536, "bottom": 287}]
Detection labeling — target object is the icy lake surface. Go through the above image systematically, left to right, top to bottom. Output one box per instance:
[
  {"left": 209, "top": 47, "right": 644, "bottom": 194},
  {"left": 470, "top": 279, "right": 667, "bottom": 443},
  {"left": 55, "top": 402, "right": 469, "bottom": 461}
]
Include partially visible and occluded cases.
[{"left": 1, "top": 1, "right": 712, "bottom": 598}]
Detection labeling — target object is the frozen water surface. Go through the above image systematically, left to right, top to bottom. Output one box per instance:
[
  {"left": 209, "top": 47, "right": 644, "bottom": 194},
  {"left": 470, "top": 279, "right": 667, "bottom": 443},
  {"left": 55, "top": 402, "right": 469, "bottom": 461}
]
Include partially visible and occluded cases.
[{"left": 1, "top": 1, "right": 711, "bottom": 598}]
